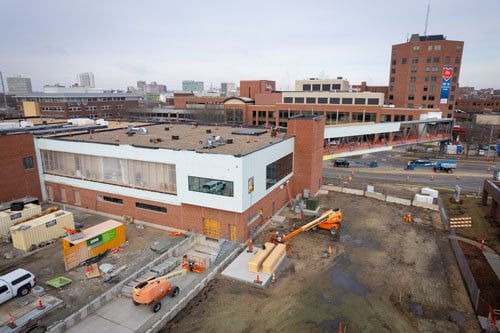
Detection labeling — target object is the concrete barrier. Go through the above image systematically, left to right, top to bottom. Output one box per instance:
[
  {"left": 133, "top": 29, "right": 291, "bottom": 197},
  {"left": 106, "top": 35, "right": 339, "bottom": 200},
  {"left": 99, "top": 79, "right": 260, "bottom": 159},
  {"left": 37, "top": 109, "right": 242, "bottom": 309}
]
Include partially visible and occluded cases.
[
  {"left": 322, "top": 185, "right": 342, "bottom": 192},
  {"left": 342, "top": 188, "right": 364, "bottom": 196},
  {"left": 364, "top": 191, "right": 385, "bottom": 201},
  {"left": 386, "top": 196, "right": 411, "bottom": 206},
  {"left": 412, "top": 201, "right": 439, "bottom": 211}
]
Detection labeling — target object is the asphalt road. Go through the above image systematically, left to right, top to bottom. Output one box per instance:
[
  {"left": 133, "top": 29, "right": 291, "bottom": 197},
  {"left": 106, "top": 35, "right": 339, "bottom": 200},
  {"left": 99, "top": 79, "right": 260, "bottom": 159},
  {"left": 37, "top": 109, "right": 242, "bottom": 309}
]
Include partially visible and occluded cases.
[{"left": 324, "top": 150, "right": 499, "bottom": 193}]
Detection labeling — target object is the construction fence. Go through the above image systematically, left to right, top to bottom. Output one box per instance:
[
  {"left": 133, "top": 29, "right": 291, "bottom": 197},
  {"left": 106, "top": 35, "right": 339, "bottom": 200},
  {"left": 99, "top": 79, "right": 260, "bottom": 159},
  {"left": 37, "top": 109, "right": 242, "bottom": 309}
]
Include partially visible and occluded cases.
[{"left": 439, "top": 197, "right": 480, "bottom": 311}]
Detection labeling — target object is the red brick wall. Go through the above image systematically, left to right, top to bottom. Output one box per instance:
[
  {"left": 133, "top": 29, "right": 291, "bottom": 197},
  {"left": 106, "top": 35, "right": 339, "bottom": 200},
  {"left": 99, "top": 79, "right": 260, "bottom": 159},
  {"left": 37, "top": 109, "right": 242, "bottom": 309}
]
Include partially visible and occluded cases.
[
  {"left": 240, "top": 81, "right": 276, "bottom": 99},
  {"left": 254, "top": 92, "right": 282, "bottom": 105},
  {"left": 20, "top": 100, "right": 139, "bottom": 119},
  {"left": 286, "top": 116, "right": 325, "bottom": 198},
  {"left": 0, "top": 133, "right": 42, "bottom": 202},
  {"left": 44, "top": 180, "right": 289, "bottom": 241}
]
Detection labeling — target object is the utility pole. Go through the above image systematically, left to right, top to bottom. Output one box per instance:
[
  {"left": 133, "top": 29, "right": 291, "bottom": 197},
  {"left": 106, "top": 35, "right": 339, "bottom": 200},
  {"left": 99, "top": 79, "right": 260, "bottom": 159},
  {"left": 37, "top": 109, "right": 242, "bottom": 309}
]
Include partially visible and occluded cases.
[{"left": 0, "top": 71, "right": 8, "bottom": 110}]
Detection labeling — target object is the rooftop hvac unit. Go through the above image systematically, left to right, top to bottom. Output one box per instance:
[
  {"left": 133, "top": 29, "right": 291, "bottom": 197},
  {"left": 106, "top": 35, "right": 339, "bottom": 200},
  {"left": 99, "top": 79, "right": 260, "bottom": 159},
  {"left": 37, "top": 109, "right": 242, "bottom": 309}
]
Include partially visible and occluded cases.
[
  {"left": 164, "top": 127, "right": 170, "bottom": 131},
  {"left": 206, "top": 129, "right": 212, "bottom": 134},
  {"left": 171, "top": 135, "right": 179, "bottom": 140},
  {"left": 203, "top": 136, "right": 226, "bottom": 149},
  {"left": 226, "top": 138, "right": 233, "bottom": 144}
]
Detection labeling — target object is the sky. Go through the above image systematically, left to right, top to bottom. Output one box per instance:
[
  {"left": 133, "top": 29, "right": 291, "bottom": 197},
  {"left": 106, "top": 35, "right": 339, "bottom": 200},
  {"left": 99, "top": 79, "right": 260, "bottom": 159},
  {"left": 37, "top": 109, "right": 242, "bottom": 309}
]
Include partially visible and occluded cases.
[{"left": 1, "top": 0, "right": 499, "bottom": 92}]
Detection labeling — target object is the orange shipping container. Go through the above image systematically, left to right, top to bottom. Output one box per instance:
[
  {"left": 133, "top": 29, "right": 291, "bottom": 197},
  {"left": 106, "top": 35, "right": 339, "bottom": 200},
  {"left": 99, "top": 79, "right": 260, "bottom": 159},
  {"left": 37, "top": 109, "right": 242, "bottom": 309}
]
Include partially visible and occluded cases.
[{"left": 62, "top": 220, "right": 126, "bottom": 271}]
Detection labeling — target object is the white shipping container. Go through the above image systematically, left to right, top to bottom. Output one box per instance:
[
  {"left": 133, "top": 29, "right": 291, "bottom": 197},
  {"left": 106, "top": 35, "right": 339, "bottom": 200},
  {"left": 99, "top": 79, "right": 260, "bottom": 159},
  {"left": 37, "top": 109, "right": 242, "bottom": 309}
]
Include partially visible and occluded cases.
[
  {"left": 446, "top": 144, "right": 457, "bottom": 155},
  {"left": 421, "top": 187, "right": 439, "bottom": 198},
  {"left": 414, "top": 194, "right": 434, "bottom": 204},
  {"left": 0, "top": 204, "right": 42, "bottom": 238},
  {"left": 10, "top": 211, "right": 74, "bottom": 251}
]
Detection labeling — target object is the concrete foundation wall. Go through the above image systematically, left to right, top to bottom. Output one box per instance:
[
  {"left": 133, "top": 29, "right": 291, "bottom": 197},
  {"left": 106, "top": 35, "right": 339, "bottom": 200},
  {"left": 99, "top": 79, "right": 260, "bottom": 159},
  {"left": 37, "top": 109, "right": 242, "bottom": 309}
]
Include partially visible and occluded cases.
[{"left": 48, "top": 234, "right": 198, "bottom": 332}]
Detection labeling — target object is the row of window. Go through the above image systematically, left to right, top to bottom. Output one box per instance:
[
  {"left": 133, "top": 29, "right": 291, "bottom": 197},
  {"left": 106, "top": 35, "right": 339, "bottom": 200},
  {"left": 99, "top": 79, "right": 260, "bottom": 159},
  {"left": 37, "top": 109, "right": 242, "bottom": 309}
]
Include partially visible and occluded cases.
[
  {"left": 392, "top": 56, "right": 460, "bottom": 66},
  {"left": 302, "top": 83, "right": 342, "bottom": 92},
  {"left": 22, "top": 97, "right": 128, "bottom": 103},
  {"left": 283, "top": 97, "right": 379, "bottom": 105},
  {"left": 42, "top": 105, "right": 124, "bottom": 112},
  {"left": 41, "top": 150, "right": 177, "bottom": 194},
  {"left": 97, "top": 195, "right": 167, "bottom": 213}
]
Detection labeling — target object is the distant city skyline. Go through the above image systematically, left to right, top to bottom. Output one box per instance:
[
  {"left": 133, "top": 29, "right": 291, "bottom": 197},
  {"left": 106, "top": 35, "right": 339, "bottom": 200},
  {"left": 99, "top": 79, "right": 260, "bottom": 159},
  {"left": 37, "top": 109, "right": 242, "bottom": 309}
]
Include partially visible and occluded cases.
[{"left": 1, "top": 0, "right": 499, "bottom": 91}]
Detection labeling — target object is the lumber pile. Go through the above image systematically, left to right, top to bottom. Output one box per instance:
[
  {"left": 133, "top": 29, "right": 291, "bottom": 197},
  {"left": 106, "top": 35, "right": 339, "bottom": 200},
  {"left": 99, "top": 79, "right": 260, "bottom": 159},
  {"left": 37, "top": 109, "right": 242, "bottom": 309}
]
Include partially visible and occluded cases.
[
  {"left": 248, "top": 242, "right": 275, "bottom": 273},
  {"left": 262, "top": 244, "right": 286, "bottom": 274}
]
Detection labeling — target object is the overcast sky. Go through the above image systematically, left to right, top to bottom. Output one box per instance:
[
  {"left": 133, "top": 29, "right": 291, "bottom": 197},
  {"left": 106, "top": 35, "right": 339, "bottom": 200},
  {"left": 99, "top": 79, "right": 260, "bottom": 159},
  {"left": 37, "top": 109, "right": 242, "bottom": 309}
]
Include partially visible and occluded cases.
[{"left": 1, "top": 0, "right": 499, "bottom": 91}]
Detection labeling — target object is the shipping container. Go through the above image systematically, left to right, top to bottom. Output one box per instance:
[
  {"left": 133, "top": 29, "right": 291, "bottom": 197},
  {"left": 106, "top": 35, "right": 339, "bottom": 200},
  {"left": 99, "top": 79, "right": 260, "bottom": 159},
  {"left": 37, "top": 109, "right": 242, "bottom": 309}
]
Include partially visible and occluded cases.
[
  {"left": 0, "top": 204, "right": 43, "bottom": 240},
  {"left": 10, "top": 211, "right": 74, "bottom": 251},
  {"left": 62, "top": 220, "right": 126, "bottom": 271}
]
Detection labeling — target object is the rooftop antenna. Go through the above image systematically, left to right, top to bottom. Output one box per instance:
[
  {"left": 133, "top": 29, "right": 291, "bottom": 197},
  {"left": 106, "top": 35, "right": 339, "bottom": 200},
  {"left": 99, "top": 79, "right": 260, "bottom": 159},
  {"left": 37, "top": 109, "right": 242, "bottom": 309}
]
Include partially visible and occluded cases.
[{"left": 424, "top": 2, "right": 430, "bottom": 36}]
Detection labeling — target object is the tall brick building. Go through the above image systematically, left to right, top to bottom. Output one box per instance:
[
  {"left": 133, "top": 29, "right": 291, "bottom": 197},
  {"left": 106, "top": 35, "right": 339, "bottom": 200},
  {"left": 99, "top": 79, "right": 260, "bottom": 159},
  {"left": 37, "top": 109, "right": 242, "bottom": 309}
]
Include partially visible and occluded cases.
[
  {"left": 388, "top": 34, "right": 464, "bottom": 118},
  {"left": 0, "top": 133, "right": 42, "bottom": 203}
]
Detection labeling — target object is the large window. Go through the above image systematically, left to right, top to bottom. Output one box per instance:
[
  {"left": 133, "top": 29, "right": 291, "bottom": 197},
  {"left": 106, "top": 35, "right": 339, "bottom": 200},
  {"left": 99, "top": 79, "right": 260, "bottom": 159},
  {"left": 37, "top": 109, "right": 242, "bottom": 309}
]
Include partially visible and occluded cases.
[
  {"left": 294, "top": 97, "right": 304, "bottom": 103},
  {"left": 306, "top": 97, "right": 316, "bottom": 104},
  {"left": 342, "top": 98, "right": 353, "bottom": 104},
  {"left": 367, "top": 98, "right": 379, "bottom": 105},
  {"left": 41, "top": 150, "right": 177, "bottom": 194},
  {"left": 266, "top": 153, "right": 293, "bottom": 189},
  {"left": 188, "top": 176, "right": 233, "bottom": 197},
  {"left": 136, "top": 202, "right": 167, "bottom": 213}
]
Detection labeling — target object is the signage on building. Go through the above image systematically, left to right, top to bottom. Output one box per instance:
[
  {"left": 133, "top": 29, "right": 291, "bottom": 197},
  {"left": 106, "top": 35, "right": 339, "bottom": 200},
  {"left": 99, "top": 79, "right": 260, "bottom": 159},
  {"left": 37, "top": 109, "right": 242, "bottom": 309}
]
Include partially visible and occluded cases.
[
  {"left": 439, "top": 67, "right": 454, "bottom": 104},
  {"left": 86, "top": 228, "right": 117, "bottom": 249}
]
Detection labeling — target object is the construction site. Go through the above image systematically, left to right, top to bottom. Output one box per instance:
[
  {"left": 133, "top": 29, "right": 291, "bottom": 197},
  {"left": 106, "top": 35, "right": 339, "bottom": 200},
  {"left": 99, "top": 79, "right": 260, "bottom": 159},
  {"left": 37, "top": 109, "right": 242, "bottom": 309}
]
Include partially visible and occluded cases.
[{"left": 0, "top": 181, "right": 489, "bottom": 332}]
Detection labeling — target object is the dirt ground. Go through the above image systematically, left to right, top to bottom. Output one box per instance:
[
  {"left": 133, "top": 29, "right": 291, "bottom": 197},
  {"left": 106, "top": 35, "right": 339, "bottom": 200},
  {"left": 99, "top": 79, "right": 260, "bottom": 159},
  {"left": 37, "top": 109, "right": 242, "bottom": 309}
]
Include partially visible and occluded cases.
[
  {"left": 164, "top": 191, "right": 480, "bottom": 333},
  {"left": 0, "top": 205, "right": 182, "bottom": 326}
]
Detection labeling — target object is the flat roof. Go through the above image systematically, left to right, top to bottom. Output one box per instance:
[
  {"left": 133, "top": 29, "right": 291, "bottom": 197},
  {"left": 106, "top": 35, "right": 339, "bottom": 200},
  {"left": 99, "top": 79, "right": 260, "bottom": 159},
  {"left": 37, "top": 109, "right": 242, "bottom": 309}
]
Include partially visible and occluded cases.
[
  {"left": 14, "top": 93, "right": 141, "bottom": 98},
  {"left": 57, "top": 123, "right": 287, "bottom": 156}
]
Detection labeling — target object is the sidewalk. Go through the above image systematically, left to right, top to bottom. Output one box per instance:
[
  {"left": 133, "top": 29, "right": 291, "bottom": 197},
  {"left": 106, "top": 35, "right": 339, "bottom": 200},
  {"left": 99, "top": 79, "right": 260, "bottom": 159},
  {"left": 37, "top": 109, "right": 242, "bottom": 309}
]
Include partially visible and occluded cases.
[{"left": 449, "top": 234, "right": 500, "bottom": 280}]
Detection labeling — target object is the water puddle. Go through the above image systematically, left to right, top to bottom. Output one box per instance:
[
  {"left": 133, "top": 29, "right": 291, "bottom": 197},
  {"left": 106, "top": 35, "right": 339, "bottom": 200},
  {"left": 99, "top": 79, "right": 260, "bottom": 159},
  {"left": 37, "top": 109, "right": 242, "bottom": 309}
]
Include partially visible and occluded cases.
[
  {"left": 329, "top": 255, "right": 367, "bottom": 296},
  {"left": 448, "top": 310, "right": 466, "bottom": 327},
  {"left": 319, "top": 317, "right": 347, "bottom": 333}
]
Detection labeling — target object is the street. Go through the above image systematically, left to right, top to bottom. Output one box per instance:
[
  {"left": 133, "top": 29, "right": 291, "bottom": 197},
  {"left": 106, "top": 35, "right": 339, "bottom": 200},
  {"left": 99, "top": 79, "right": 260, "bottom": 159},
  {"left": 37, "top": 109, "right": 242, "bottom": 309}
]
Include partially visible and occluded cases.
[{"left": 324, "top": 150, "right": 498, "bottom": 193}]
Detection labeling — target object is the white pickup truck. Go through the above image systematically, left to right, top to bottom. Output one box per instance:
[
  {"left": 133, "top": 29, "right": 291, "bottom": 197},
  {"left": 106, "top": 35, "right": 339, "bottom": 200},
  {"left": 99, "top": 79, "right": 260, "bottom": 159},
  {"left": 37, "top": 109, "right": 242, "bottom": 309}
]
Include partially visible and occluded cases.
[{"left": 0, "top": 269, "right": 36, "bottom": 304}]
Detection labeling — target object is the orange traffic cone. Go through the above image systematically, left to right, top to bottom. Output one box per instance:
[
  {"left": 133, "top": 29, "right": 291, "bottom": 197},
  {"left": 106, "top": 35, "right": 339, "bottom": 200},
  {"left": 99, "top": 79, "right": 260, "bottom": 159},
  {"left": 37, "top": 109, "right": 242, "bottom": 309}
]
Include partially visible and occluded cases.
[
  {"left": 115, "top": 135, "right": 120, "bottom": 142},
  {"left": 247, "top": 240, "right": 253, "bottom": 253},
  {"left": 271, "top": 273, "right": 276, "bottom": 283},
  {"left": 254, "top": 274, "right": 262, "bottom": 284},
  {"left": 38, "top": 297, "right": 44, "bottom": 310},
  {"left": 8, "top": 312, "right": 16, "bottom": 328}
]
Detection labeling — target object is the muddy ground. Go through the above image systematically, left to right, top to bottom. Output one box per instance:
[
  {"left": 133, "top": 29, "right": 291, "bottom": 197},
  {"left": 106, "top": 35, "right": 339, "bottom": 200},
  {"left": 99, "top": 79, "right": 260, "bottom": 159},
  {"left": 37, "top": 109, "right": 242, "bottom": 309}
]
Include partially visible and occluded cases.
[
  {"left": 164, "top": 191, "right": 480, "bottom": 333},
  {"left": 0, "top": 205, "right": 182, "bottom": 326}
]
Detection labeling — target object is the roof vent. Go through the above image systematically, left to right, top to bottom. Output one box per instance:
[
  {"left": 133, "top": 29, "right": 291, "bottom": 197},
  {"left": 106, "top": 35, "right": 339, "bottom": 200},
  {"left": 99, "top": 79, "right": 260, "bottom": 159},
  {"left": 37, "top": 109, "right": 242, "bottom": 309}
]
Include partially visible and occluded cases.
[
  {"left": 164, "top": 127, "right": 170, "bottom": 131},
  {"left": 206, "top": 129, "right": 212, "bottom": 134},
  {"left": 171, "top": 135, "right": 179, "bottom": 140},
  {"left": 202, "top": 136, "right": 225, "bottom": 149},
  {"left": 226, "top": 138, "right": 233, "bottom": 144}
]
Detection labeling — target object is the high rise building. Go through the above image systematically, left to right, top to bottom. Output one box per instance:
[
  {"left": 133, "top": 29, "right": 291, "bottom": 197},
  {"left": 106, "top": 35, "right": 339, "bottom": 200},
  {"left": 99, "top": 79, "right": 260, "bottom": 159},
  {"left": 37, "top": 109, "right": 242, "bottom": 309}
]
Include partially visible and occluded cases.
[
  {"left": 388, "top": 34, "right": 463, "bottom": 117},
  {"left": 77, "top": 72, "right": 95, "bottom": 88},
  {"left": 6, "top": 76, "right": 32, "bottom": 94},
  {"left": 182, "top": 80, "right": 204, "bottom": 93},
  {"left": 221, "top": 82, "right": 237, "bottom": 97}
]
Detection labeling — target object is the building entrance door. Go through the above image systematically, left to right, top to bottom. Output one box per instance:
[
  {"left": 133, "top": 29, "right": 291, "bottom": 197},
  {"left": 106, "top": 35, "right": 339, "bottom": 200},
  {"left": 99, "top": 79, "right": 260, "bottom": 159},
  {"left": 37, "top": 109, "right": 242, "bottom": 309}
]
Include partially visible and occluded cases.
[{"left": 203, "top": 218, "right": 221, "bottom": 239}]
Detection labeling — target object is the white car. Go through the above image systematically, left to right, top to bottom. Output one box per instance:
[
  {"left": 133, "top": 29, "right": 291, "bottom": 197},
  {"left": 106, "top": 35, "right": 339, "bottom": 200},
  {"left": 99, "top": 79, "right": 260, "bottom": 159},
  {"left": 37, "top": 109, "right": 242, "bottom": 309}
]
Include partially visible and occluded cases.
[{"left": 0, "top": 269, "right": 36, "bottom": 304}]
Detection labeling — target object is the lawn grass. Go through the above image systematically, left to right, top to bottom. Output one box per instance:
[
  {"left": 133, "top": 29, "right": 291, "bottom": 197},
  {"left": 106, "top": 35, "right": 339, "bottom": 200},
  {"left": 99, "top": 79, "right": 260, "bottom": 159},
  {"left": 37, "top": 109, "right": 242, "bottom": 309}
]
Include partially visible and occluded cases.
[{"left": 442, "top": 193, "right": 500, "bottom": 253}]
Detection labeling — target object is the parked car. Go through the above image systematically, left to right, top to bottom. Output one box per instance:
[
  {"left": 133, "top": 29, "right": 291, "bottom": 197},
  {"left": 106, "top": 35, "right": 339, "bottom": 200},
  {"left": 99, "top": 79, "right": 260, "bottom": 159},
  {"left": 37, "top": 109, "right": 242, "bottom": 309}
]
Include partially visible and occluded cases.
[
  {"left": 332, "top": 158, "right": 349, "bottom": 167},
  {"left": 202, "top": 180, "right": 225, "bottom": 193},
  {"left": 0, "top": 269, "right": 36, "bottom": 304}
]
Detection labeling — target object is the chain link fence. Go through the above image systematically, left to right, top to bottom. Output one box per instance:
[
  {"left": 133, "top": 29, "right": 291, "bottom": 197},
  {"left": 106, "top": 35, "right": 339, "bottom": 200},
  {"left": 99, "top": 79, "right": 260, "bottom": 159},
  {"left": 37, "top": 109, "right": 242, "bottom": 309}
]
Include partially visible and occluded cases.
[{"left": 439, "top": 196, "right": 480, "bottom": 311}]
